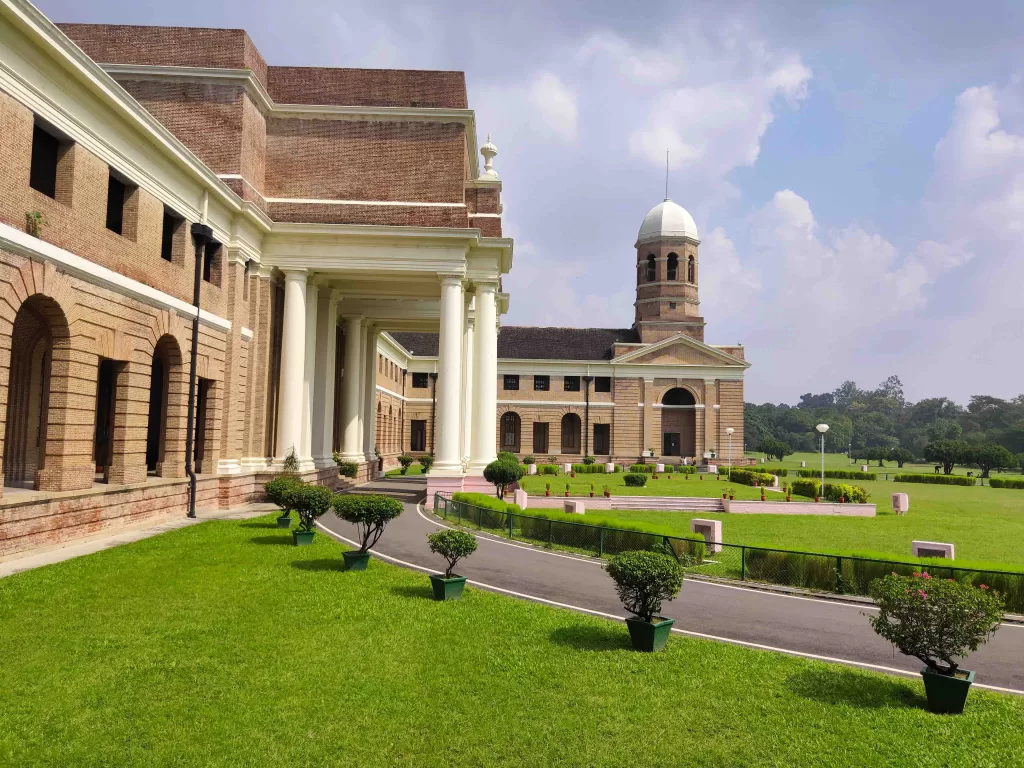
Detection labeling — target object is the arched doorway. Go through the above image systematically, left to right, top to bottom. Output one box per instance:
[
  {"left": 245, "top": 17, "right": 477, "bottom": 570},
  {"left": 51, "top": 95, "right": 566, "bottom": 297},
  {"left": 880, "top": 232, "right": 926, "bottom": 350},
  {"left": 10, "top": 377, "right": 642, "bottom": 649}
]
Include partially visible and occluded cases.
[
  {"left": 3, "top": 296, "right": 67, "bottom": 488},
  {"left": 146, "top": 334, "right": 183, "bottom": 476},
  {"left": 661, "top": 388, "right": 696, "bottom": 458},
  {"left": 500, "top": 412, "right": 521, "bottom": 453},
  {"left": 561, "top": 413, "right": 581, "bottom": 454}
]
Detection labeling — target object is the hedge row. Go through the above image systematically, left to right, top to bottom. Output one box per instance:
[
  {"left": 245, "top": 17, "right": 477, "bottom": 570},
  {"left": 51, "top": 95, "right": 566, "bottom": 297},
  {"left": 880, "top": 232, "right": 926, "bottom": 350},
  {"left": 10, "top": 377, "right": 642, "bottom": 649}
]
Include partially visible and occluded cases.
[
  {"left": 537, "top": 464, "right": 560, "bottom": 475},
  {"left": 753, "top": 467, "right": 789, "bottom": 476},
  {"left": 729, "top": 468, "right": 776, "bottom": 487},
  {"left": 797, "top": 469, "right": 877, "bottom": 480},
  {"left": 624, "top": 473, "right": 648, "bottom": 487},
  {"left": 894, "top": 474, "right": 976, "bottom": 486},
  {"left": 990, "top": 477, "right": 1024, "bottom": 489},
  {"left": 790, "top": 479, "right": 869, "bottom": 503}
]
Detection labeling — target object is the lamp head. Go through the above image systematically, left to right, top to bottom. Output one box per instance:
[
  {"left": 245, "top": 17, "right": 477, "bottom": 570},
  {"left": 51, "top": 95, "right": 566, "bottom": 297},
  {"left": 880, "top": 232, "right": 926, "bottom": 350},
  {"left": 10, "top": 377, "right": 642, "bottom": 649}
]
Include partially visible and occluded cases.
[
  {"left": 816, "top": 423, "right": 829, "bottom": 434},
  {"left": 726, "top": 427, "right": 735, "bottom": 435}
]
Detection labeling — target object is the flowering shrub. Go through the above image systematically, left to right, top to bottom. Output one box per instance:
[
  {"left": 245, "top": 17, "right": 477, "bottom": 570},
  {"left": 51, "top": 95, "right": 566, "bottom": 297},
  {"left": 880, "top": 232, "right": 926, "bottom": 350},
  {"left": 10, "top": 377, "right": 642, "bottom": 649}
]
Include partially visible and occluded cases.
[{"left": 868, "top": 572, "right": 1004, "bottom": 675}]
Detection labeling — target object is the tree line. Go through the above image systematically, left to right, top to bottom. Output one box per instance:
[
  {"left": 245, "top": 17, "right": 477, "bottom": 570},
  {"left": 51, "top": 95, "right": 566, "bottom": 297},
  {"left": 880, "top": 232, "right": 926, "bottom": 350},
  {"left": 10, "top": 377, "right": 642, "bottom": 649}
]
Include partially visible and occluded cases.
[{"left": 745, "top": 376, "right": 1024, "bottom": 476}]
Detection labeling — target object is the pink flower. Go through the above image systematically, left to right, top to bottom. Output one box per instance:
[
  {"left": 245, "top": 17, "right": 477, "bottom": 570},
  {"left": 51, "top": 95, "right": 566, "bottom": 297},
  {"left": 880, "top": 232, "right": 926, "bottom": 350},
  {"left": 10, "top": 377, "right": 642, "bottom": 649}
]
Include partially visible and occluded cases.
[
  {"left": 912, "top": 572, "right": 921, "bottom": 578},
  {"left": 921, "top": 572, "right": 932, "bottom": 580},
  {"left": 947, "top": 579, "right": 954, "bottom": 582},
  {"left": 980, "top": 584, "right": 989, "bottom": 590},
  {"left": 917, "top": 590, "right": 928, "bottom": 600}
]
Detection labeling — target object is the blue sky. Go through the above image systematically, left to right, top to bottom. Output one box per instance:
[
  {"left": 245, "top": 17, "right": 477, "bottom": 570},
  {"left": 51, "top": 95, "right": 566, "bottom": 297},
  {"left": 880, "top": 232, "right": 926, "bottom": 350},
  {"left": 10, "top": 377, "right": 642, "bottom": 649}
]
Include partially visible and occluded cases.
[{"left": 38, "top": 0, "right": 1024, "bottom": 404}]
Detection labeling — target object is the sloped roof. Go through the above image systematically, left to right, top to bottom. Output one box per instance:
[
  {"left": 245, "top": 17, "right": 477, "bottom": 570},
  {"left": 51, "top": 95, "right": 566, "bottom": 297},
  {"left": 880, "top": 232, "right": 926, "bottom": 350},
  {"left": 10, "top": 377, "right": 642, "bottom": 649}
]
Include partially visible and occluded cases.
[{"left": 390, "top": 327, "right": 639, "bottom": 361}]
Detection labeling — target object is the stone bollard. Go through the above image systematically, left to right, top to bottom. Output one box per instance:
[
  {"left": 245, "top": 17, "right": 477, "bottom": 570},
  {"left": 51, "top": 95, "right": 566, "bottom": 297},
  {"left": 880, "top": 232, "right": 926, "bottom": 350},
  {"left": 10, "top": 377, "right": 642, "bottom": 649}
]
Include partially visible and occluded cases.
[
  {"left": 800, "top": 460, "right": 806, "bottom": 468},
  {"left": 605, "top": 462, "right": 615, "bottom": 473},
  {"left": 563, "top": 463, "right": 572, "bottom": 474},
  {"left": 656, "top": 463, "right": 665, "bottom": 473},
  {"left": 528, "top": 464, "right": 537, "bottom": 475},
  {"left": 707, "top": 464, "right": 718, "bottom": 474},
  {"left": 860, "top": 464, "right": 868, "bottom": 472},
  {"left": 514, "top": 489, "right": 528, "bottom": 509},
  {"left": 891, "top": 493, "right": 909, "bottom": 515},
  {"left": 563, "top": 499, "right": 585, "bottom": 514},
  {"left": 690, "top": 518, "right": 722, "bottom": 554},
  {"left": 912, "top": 540, "right": 954, "bottom": 559}
]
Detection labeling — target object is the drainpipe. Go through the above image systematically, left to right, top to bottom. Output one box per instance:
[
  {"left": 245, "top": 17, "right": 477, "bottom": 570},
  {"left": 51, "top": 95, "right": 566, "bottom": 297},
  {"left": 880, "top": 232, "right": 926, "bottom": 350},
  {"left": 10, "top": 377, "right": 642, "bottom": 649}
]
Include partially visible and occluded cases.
[
  {"left": 186, "top": 221, "right": 213, "bottom": 518},
  {"left": 401, "top": 368, "right": 407, "bottom": 451},
  {"left": 429, "top": 371, "right": 438, "bottom": 454},
  {"left": 583, "top": 376, "right": 593, "bottom": 457}
]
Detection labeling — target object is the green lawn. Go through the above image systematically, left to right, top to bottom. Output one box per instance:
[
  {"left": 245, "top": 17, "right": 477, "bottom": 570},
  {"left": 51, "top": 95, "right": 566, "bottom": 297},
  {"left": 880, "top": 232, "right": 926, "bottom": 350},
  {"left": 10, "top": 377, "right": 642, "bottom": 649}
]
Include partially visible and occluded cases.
[
  {"left": 746, "top": 450, "right": 1024, "bottom": 480},
  {"left": 385, "top": 463, "right": 425, "bottom": 476},
  {"left": 519, "top": 471, "right": 771, "bottom": 500},
  {"left": 1, "top": 515, "right": 1022, "bottom": 766}
]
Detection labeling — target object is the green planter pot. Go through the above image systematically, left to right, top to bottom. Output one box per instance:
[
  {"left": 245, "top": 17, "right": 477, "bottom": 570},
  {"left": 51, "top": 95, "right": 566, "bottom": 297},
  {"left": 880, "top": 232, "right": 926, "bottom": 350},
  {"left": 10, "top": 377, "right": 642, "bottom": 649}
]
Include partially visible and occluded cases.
[
  {"left": 276, "top": 514, "right": 292, "bottom": 529},
  {"left": 292, "top": 530, "right": 315, "bottom": 546},
  {"left": 343, "top": 551, "right": 371, "bottom": 571},
  {"left": 429, "top": 574, "right": 467, "bottom": 601},
  {"left": 625, "top": 616, "right": 675, "bottom": 652},
  {"left": 921, "top": 667, "right": 975, "bottom": 714}
]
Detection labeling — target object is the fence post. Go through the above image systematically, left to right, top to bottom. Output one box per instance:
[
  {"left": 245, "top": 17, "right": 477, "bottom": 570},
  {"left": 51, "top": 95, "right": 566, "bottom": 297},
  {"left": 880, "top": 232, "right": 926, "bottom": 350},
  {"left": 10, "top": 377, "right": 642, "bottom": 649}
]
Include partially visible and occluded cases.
[
  {"left": 457, "top": 502, "right": 462, "bottom": 525},
  {"left": 508, "top": 512, "right": 514, "bottom": 539},
  {"left": 548, "top": 519, "right": 553, "bottom": 545},
  {"left": 599, "top": 528, "right": 604, "bottom": 558},
  {"left": 740, "top": 546, "right": 746, "bottom": 581},
  {"left": 836, "top": 556, "right": 843, "bottom": 593}
]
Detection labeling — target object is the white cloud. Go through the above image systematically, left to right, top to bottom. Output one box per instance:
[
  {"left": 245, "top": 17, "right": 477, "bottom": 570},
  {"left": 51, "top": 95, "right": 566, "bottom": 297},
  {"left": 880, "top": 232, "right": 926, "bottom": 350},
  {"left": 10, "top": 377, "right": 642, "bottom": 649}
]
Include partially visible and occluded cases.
[
  {"left": 529, "top": 73, "right": 578, "bottom": 142},
  {"left": 698, "top": 227, "right": 761, "bottom": 321}
]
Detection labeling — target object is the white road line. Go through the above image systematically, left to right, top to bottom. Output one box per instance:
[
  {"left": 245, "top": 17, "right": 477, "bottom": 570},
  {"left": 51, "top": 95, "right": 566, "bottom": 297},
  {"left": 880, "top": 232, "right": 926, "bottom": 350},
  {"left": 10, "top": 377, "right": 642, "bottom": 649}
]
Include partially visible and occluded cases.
[{"left": 315, "top": 517, "right": 1024, "bottom": 697}]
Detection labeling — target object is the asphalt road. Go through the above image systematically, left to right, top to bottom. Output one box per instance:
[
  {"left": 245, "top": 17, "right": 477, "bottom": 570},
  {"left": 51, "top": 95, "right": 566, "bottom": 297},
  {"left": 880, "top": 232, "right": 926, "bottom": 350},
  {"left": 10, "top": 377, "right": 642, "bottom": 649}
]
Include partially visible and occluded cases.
[{"left": 318, "top": 477, "right": 1024, "bottom": 694}]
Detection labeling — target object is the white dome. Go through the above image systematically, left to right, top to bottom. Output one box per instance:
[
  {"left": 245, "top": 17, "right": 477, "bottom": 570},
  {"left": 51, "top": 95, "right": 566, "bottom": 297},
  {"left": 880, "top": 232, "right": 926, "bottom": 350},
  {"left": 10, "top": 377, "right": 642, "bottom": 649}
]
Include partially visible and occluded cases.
[{"left": 636, "top": 199, "right": 699, "bottom": 246}]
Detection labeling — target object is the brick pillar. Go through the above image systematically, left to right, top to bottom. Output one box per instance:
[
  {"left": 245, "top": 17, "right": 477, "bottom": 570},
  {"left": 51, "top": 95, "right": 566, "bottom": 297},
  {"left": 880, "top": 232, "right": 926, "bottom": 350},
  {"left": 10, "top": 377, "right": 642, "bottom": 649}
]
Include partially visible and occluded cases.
[
  {"left": 218, "top": 256, "right": 248, "bottom": 469},
  {"left": 246, "top": 269, "right": 274, "bottom": 462},
  {"left": 36, "top": 342, "right": 95, "bottom": 492},
  {"left": 157, "top": 351, "right": 188, "bottom": 479},
  {"left": 108, "top": 357, "right": 149, "bottom": 485},
  {"left": 642, "top": 378, "right": 655, "bottom": 458},
  {"left": 703, "top": 379, "right": 718, "bottom": 457},
  {"left": 199, "top": 380, "right": 222, "bottom": 473}
]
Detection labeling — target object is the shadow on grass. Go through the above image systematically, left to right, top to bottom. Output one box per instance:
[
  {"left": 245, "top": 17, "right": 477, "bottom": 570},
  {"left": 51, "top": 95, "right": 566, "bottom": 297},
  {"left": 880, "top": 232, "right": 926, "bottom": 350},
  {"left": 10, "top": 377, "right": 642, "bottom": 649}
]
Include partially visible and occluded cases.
[
  {"left": 240, "top": 521, "right": 282, "bottom": 530},
  {"left": 249, "top": 535, "right": 293, "bottom": 546},
  {"left": 291, "top": 559, "right": 346, "bottom": 572},
  {"left": 390, "top": 583, "right": 435, "bottom": 600},
  {"left": 549, "top": 623, "right": 631, "bottom": 652},
  {"left": 785, "top": 666, "right": 925, "bottom": 710}
]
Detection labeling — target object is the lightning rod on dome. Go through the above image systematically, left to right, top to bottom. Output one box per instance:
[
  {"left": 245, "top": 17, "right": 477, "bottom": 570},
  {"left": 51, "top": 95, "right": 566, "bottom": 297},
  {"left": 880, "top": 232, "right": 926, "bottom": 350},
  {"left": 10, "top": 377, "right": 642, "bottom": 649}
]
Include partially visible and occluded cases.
[{"left": 665, "top": 149, "right": 670, "bottom": 200}]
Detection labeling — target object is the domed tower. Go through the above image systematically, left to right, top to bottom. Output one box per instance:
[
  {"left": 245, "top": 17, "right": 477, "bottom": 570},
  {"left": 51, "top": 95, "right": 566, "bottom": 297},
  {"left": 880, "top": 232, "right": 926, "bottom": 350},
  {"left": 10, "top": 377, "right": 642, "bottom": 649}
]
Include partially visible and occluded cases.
[{"left": 633, "top": 199, "right": 704, "bottom": 344}]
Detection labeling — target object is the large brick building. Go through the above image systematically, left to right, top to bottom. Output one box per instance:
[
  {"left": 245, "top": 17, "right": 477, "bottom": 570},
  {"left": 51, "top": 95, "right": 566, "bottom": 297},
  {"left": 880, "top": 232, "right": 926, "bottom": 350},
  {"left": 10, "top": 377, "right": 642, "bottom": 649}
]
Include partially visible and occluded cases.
[
  {"left": 0, "top": 2, "right": 511, "bottom": 557},
  {"left": 390, "top": 199, "right": 749, "bottom": 466}
]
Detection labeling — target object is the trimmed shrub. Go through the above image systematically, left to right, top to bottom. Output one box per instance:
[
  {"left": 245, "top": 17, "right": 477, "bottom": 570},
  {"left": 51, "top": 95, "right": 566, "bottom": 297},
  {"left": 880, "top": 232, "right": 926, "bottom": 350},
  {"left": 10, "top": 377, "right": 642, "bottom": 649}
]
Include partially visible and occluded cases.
[
  {"left": 397, "top": 454, "right": 414, "bottom": 475},
  {"left": 418, "top": 454, "right": 434, "bottom": 473},
  {"left": 522, "top": 455, "right": 536, "bottom": 465},
  {"left": 582, "top": 455, "right": 596, "bottom": 465},
  {"left": 483, "top": 456, "right": 524, "bottom": 499},
  {"left": 335, "top": 460, "right": 358, "bottom": 478},
  {"left": 572, "top": 463, "right": 607, "bottom": 474},
  {"left": 538, "top": 464, "right": 559, "bottom": 475},
  {"left": 629, "top": 464, "right": 656, "bottom": 473},
  {"left": 755, "top": 467, "right": 789, "bottom": 477},
  {"left": 729, "top": 469, "right": 776, "bottom": 487},
  {"left": 797, "top": 469, "right": 877, "bottom": 481},
  {"left": 624, "top": 473, "right": 648, "bottom": 487},
  {"left": 895, "top": 474, "right": 976, "bottom": 486},
  {"left": 264, "top": 475, "right": 304, "bottom": 513},
  {"left": 989, "top": 477, "right": 1024, "bottom": 489},
  {"left": 791, "top": 479, "right": 820, "bottom": 498},
  {"left": 823, "top": 483, "right": 870, "bottom": 504},
  {"left": 292, "top": 484, "right": 333, "bottom": 533},
  {"left": 332, "top": 493, "right": 404, "bottom": 552},
  {"left": 426, "top": 529, "right": 478, "bottom": 578},
  {"left": 605, "top": 550, "right": 684, "bottom": 622},
  {"left": 868, "top": 572, "right": 1004, "bottom": 675}
]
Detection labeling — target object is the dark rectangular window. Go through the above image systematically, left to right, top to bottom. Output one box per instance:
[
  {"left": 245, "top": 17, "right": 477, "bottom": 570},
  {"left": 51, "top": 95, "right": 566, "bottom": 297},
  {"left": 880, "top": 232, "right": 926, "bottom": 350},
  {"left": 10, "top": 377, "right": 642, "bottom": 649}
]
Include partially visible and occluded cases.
[
  {"left": 30, "top": 125, "right": 60, "bottom": 198},
  {"left": 105, "top": 173, "right": 126, "bottom": 234},
  {"left": 161, "top": 207, "right": 181, "bottom": 262},
  {"left": 203, "top": 242, "right": 221, "bottom": 283},
  {"left": 412, "top": 372, "right": 429, "bottom": 389},
  {"left": 503, "top": 374, "right": 519, "bottom": 391},
  {"left": 533, "top": 375, "right": 549, "bottom": 391},
  {"left": 563, "top": 376, "right": 581, "bottom": 392},
  {"left": 594, "top": 376, "right": 611, "bottom": 393},
  {"left": 410, "top": 420, "right": 427, "bottom": 452},
  {"left": 532, "top": 422, "right": 549, "bottom": 454},
  {"left": 593, "top": 424, "right": 610, "bottom": 455}
]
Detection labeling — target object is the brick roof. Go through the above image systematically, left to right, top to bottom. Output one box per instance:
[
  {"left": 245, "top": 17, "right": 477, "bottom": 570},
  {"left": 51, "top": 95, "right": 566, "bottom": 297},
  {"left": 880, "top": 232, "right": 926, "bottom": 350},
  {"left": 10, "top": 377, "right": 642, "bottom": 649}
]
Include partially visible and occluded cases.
[{"left": 390, "top": 327, "right": 639, "bottom": 361}]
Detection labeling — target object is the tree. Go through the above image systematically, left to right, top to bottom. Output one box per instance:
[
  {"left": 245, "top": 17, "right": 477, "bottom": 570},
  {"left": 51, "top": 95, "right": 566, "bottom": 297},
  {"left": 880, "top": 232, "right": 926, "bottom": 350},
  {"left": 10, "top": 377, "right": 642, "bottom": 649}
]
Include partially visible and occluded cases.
[
  {"left": 797, "top": 392, "right": 835, "bottom": 409},
  {"left": 758, "top": 436, "right": 793, "bottom": 462},
  {"left": 923, "top": 440, "right": 970, "bottom": 475},
  {"left": 969, "top": 443, "right": 1016, "bottom": 478},
  {"left": 863, "top": 446, "right": 889, "bottom": 466},
  {"left": 887, "top": 447, "right": 914, "bottom": 468},
  {"left": 483, "top": 456, "right": 523, "bottom": 499},
  {"left": 292, "top": 484, "right": 333, "bottom": 533},
  {"left": 332, "top": 493, "right": 404, "bottom": 552},
  {"left": 426, "top": 529, "right": 478, "bottom": 578},
  {"left": 605, "top": 550, "right": 683, "bottom": 623}
]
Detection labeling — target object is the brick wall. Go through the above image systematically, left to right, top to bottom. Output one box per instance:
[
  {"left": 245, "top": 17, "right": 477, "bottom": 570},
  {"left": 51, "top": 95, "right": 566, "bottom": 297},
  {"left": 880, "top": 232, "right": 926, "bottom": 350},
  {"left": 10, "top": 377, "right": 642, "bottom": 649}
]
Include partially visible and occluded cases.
[{"left": 267, "top": 67, "right": 467, "bottom": 109}]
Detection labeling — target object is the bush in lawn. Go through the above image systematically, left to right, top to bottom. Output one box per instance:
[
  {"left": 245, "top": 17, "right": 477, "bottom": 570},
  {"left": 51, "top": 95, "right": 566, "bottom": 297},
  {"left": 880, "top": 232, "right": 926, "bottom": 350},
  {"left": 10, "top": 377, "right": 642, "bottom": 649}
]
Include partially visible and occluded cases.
[
  {"left": 758, "top": 436, "right": 793, "bottom": 462},
  {"left": 924, "top": 439, "right": 971, "bottom": 475},
  {"left": 970, "top": 443, "right": 1016, "bottom": 478},
  {"left": 888, "top": 447, "right": 914, "bottom": 468},
  {"left": 496, "top": 451, "right": 518, "bottom": 463},
  {"left": 333, "top": 454, "right": 358, "bottom": 478},
  {"left": 397, "top": 454, "right": 414, "bottom": 475},
  {"left": 418, "top": 454, "right": 435, "bottom": 473},
  {"left": 523, "top": 455, "right": 536, "bottom": 465},
  {"left": 582, "top": 455, "right": 596, "bottom": 465},
  {"left": 483, "top": 456, "right": 524, "bottom": 499},
  {"left": 572, "top": 463, "right": 606, "bottom": 474},
  {"left": 538, "top": 464, "right": 559, "bottom": 475},
  {"left": 630, "top": 464, "right": 656, "bottom": 473},
  {"left": 674, "top": 464, "right": 697, "bottom": 474},
  {"left": 756, "top": 467, "right": 789, "bottom": 477},
  {"left": 729, "top": 469, "right": 775, "bottom": 487},
  {"left": 797, "top": 469, "right": 877, "bottom": 480},
  {"left": 624, "top": 473, "right": 648, "bottom": 487},
  {"left": 895, "top": 474, "right": 975, "bottom": 486},
  {"left": 265, "top": 475, "right": 304, "bottom": 514},
  {"left": 989, "top": 477, "right": 1024, "bottom": 489},
  {"left": 791, "top": 478, "right": 820, "bottom": 498},
  {"left": 823, "top": 483, "right": 870, "bottom": 504},
  {"left": 292, "top": 484, "right": 333, "bottom": 533},
  {"left": 332, "top": 493, "right": 404, "bottom": 552},
  {"left": 427, "top": 529, "right": 478, "bottom": 578},
  {"left": 605, "top": 550, "right": 684, "bottom": 622},
  {"left": 868, "top": 572, "right": 1004, "bottom": 675}
]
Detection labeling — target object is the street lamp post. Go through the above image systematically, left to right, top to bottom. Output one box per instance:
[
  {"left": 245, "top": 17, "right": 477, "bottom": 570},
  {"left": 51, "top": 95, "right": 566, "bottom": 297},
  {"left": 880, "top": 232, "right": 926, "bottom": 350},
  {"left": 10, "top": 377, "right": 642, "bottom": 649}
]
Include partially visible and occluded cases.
[
  {"left": 816, "top": 423, "right": 829, "bottom": 496},
  {"left": 725, "top": 427, "right": 735, "bottom": 482}
]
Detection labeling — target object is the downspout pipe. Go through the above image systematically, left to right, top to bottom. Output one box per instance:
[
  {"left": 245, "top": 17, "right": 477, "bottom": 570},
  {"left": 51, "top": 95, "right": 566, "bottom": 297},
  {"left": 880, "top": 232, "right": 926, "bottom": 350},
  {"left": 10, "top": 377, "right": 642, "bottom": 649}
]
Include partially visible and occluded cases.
[
  {"left": 186, "top": 222, "right": 213, "bottom": 517},
  {"left": 583, "top": 376, "right": 593, "bottom": 458}
]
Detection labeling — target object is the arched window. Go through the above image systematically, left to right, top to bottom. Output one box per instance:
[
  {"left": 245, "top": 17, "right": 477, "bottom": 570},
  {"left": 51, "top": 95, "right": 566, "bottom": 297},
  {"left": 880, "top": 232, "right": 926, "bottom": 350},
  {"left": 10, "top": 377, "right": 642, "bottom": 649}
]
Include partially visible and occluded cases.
[
  {"left": 667, "top": 253, "right": 678, "bottom": 280},
  {"left": 645, "top": 255, "right": 656, "bottom": 282},
  {"left": 687, "top": 255, "right": 695, "bottom": 283},
  {"left": 662, "top": 387, "right": 696, "bottom": 406},
  {"left": 500, "top": 412, "right": 521, "bottom": 453},
  {"left": 561, "top": 413, "right": 581, "bottom": 454}
]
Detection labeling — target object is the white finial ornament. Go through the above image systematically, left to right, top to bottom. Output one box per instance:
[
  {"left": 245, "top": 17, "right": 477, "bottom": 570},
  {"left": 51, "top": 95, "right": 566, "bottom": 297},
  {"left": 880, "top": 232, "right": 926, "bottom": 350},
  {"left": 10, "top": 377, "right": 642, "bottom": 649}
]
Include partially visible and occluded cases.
[{"left": 480, "top": 133, "right": 499, "bottom": 179}]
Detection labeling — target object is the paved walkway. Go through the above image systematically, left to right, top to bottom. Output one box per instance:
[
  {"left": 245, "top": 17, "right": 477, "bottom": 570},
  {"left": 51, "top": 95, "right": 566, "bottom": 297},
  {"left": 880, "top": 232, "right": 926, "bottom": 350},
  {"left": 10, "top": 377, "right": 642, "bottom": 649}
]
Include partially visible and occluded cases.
[
  {"left": 320, "top": 477, "right": 1024, "bottom": 695},
  {"left": 0, "top": 502, "right": 276, "bottom": 578}
]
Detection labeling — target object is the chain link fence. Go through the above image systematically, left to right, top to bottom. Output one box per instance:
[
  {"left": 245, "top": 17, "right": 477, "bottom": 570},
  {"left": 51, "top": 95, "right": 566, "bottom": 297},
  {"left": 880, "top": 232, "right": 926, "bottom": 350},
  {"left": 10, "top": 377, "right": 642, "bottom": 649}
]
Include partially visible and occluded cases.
[{"left": 433, "top": 493, "right": 1024, "bottom": 612}]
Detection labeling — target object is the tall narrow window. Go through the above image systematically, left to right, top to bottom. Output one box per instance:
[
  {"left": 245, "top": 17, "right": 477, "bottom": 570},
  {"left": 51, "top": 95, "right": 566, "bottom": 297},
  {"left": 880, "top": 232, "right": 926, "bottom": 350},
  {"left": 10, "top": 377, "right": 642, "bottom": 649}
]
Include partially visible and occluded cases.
[
  {"left": 30, "top": 125, "right": 60, "bottom": 198},
  {"left": 106, "top": 173, "right": 127, "bottom": 234},
  {"left": 161, "top": 207, "right": 182, "bottom": 262},
  {"left": 203, "top": 242, "right": 221, "bottom": 284},
  {"left": 667, "top": 253, "right": 678, "bottom": 280},
  {"left": 646, "top": 255, "right": 656, "bottom": 282},
  {"left": 687, "top": 255, "right": 695, "bottom": 283},
  {"left": 532, "top": 422, "right": 549, "bottom": 454}
]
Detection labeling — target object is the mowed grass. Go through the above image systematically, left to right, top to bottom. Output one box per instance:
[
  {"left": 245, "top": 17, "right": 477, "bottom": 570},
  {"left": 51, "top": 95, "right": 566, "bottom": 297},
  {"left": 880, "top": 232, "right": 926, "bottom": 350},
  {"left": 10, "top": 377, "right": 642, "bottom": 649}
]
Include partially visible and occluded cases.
[
  {"left": 746, "top": 450, "right": 1024, "bottom": 480},
  {"left": 519, "top": 471, "right": 771, "bottom": 499},
  {"left": 2, "top": 516, "right": 1023, "bottom": 767}
]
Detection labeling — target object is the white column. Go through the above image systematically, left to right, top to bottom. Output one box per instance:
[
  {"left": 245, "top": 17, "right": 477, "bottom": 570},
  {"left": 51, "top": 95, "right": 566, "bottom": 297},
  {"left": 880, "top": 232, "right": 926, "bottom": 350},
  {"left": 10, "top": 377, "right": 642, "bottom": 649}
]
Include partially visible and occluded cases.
[
  {"left": 276, "top": 269, "right": 308, "bottom": 464},
  {"left": 433, "top": 275, "right": 465, "bottom": 475},
  {"left": 300, "top": 280, "right": 319, "bottom": 463},
  {"left": 469, "top": 281, "right": 498, "bottom": 473},
  {"left": 312, "top": 289, "right": 339, "bottom": 467},
  {"left": 461, "top": 293, "right": 475, "bottom": 461},
  {"left": 339, "top": 315, "right": 364, "bottom": 462},
  {"left": 362, "top": 323, "right": 378, "bottom": 463}
]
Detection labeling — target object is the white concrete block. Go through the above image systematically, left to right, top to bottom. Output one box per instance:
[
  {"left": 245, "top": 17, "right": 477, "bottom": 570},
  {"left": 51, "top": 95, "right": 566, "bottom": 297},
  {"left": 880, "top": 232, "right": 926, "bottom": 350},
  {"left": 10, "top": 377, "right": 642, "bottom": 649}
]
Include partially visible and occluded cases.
[
  {"left": 800, "top": 460, "right": 806, "bottom": 468},
  {"left": 605, "top": 462, "right": 615, "bottom": 473},
  {"left": 563, "top": 463, "right": 572, "bottom": 474},
  {"left": 656, "top": 463, "right": 665, "bottom": 473},
  {"left": 527, "top": 464, "right": 537, "bottom": 475},
  {"left": 707, "top": 464, "right": 718, "bottom": 474},
  {"left": 861, "top": 464, "right": 869, "bottom": 472},
  {"left": 513, "top": 489, "right": 528, "bottom": 509},
  {"left": 891, "top": 492, "right": 909, "bottom": 514},
  {"left": 563, "top": 499, "right": 585, "bottom": 514},
  {"left": 691, "top": 518, "right": 722, "bottom": 554},
  {"left": 912, "top": 540, "right": 954, "bottom": 560}
]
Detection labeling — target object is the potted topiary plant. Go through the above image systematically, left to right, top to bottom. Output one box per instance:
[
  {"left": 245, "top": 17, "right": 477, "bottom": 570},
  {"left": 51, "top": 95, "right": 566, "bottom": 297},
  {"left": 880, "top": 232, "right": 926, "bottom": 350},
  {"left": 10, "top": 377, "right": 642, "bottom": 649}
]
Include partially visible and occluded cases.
[
  {"left": 375, "top": 447, "right": 384, "bottom": 473},
  {"left": 398, "top": 453, "right": 414, "bottom": 475},
  {"left": 418, "top": 454, "right": 435, "bottom": 474},
  {"left": 483, "top": 455, "right": 524, "bottom": 500},
  {"left": 523, "top": 455, "right": 536, "bottom": 466},
  {"left": 582, "top": 455, "right": 595, "bottom": 465},
  {"left": 265, "top": 475, "right": 303, "bottom": 528},
  {"left": 545, "top": 481, "right": 551, "bottom": 497},
  {"left": 589, "top": 483, "right": 595, "bottom": 498},
  {"left": 291, "top": 484, "right": 333, "bottom": 545},
  {"left": 603, "top": 485, "right": 611, "bottom": 498},
  {"left": 332, "top": 493, "right": 404, "bottom": 570},
  {"left": 426, "top": 529, "right": 478, "bottom": 600},
  {"left": 605, "top": 550, "right": 684, "bottom": 652},
  {"left": 868, "top": 572, "right": 1004, "bottom": 714}
]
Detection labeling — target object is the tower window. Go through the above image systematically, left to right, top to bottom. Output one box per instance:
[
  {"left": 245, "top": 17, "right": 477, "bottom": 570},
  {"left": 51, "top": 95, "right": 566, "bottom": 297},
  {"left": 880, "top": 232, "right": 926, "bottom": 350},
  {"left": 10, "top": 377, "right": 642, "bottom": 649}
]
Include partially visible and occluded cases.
[
  {"left": 30, "top": 124, "right": 60, "bottom": 198},
  {"left": 105, "top": 172, "right": 127, "bottom": 234},
  {"left": 667, "top": 253, "right": 678, "bottom": 280},
  {"left": 645, "top": 255, "right": 656, "bottom": 282},
  {"left": 687, "top": 255, "right": 695, "bottom": 283},
  {"left": 669, "top": 302, "right": 676, "bottom": 310},
  {"left": 412, "top": 372, "right": 429, "bottom": 388},
  {"left": 503, "top": 374, "right": 520, "bottom": 391},
  {"left": 563, "top": 376, "right": 581, "bottom": 392},
  {"left": 594, "top": 376, "right": 611, "bottom": 393}
]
